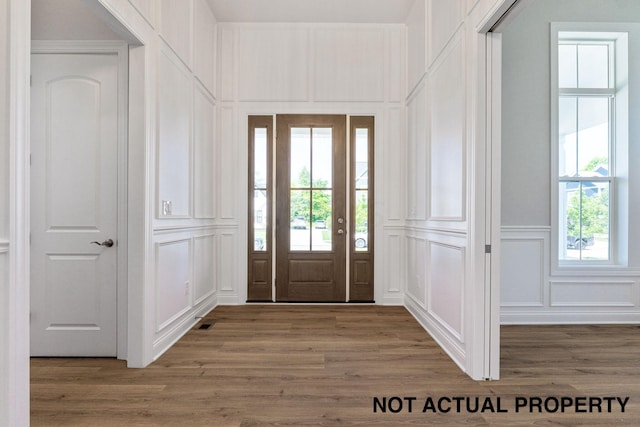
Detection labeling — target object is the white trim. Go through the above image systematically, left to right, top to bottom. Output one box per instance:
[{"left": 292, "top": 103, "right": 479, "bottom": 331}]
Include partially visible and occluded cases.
[
  {"left": 6, "top": 0, "right": 31, "bottom": 425},
  {"left": 550, "top": 22, "right": 639, "bottom": 272},
  {"left": 486, "top": 31, "right": 503, "bottom": 381},
  {"left": 30, "top": 40, "right": 131, "bottom": 361},
  {"left": 151, "top": 296, "right": 216, "bottom": 361},
  {"left": 502, "top": 311, "right": 640, "bottom": 325}
]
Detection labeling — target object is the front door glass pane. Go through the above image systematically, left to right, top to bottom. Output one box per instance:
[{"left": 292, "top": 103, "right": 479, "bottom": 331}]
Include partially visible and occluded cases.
[
  {"left": 290, "top": 126, "right": 334, "bottom": 252},
  {"left": 291, "top": 128, "right": 311, "bottom": 187},
  {"left": 312, "top": 128, "right": 332, "bottom": 188},
  {"left": 290, "top": 189, "right": 310, "bottom": 251},
  {"left": 312, "top": 190, "right": 332, "bottom": 251}
]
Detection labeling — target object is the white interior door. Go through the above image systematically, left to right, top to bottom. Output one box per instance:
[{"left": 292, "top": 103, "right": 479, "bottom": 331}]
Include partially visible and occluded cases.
[{"left": 30, "top": 53, "right": 119, "bottom": 357}]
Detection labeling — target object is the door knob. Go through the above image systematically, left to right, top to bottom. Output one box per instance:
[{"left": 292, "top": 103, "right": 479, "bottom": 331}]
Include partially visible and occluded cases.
[
  {"left": 337, "top": 229, "right": 345, "bottom": 235},
  {"left": 91, "top": 239, "right": 114, "bottom": 248}
]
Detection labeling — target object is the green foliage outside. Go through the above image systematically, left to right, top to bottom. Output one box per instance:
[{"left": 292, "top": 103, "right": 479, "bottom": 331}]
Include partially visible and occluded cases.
[
  {"left": 583, "top": 156, "right": 608, "bottom": 173},
  {"left": 566, "top": 157, "right": 610, "bottom": 239},
  {"left": 290, "top": 167, "right": 332, "bottom": 226},
  {"left": 290, "top": 167, "right": 369, "bottom": 232},
  {"left": 566, "top": 186, "right": 609, "bottom": 238},
  {"left": 355, "top": 192, "right": 368, "bottom": 232}
]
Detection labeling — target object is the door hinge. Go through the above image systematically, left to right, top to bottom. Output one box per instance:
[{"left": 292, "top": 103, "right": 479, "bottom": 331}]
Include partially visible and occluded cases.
[
  {"left": 30, "top": 75, "right": 32, "bottom": 87},
  {"left": 485, "top": 244, "right": 492, "bottom": 254}
]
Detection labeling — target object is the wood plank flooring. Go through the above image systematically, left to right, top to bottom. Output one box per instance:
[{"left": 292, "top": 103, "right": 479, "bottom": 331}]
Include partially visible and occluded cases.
[{"left": 31, "top": 305, "right": 640, "bottom": 426}]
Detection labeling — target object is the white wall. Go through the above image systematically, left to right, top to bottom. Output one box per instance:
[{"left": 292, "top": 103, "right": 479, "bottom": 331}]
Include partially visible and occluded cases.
[
  {"left": 0, "top": 0, "right": 10, "bottom": 421},
  {"left": 2, "top": 0, "right": 30, "bottom": 423},
  {"left": 404, "top": 0, "right": 507, "bottom": 379},
  {"left": 501, "top": 0, "right": 640, "bottom": 324},
  {"left": 217, "top": 22, "right": 407, "bottom": 305}
]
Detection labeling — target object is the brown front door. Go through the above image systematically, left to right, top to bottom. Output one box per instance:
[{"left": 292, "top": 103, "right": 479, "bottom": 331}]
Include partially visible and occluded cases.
[{"left": 275, "top": 115, "right": 347, "bottom": 302}]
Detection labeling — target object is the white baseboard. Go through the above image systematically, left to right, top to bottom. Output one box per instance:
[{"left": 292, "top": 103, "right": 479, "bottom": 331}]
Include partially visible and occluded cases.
[
  {"left": 404, "top": 295, "right": 466, "bottom": 373},
  {"left": 501, "top": 310, "right": 640, "bottom": 325}
]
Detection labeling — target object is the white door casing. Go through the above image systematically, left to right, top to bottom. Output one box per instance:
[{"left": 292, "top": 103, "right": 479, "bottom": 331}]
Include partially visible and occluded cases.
[{"left": 30, "top": 52, "right": 119, "bottom": 356}]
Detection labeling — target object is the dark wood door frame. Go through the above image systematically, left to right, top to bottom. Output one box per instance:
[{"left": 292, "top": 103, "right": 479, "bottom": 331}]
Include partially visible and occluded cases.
[{"left": 247, "top": 114, "right": 375, "bottom": 303}]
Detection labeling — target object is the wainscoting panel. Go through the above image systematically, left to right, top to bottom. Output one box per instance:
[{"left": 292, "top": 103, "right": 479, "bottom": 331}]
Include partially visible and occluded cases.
[
  {"left": 193, "top": 83, "right": 216, "bottom": 219},
  {"left": 501, "top": 226, "right": 640, "bottom": 324},
  {"left": 382, "top": 230, "right": 404, "bottom": 304},
  {"left": 193, "top": 233, "right": 216, "bottom": 305},
  {"left": 405, "top": 234, "right": 426, "bottom": 308},
  {"left": 501, "top": 234, "right": 546, "bottom": 307},
  {"left": 155, "top": 238, "right": 191, "bottom": 332},
  {"left": 428, "top": 241, "right": 464, "bottom": 340},
  {"left": 550, "top": 281, "right": 635, "bottom": 308}
]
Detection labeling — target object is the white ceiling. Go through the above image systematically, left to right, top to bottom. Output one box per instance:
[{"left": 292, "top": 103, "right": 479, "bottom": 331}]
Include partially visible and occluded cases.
[{"left": 206, "top": 0, "right": 416, "bottom": 23}]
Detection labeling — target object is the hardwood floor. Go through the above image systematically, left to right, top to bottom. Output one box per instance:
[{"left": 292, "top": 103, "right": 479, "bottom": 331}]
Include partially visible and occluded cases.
[{"left": 31, "top": 306, "right": 640, "bottom": 426}]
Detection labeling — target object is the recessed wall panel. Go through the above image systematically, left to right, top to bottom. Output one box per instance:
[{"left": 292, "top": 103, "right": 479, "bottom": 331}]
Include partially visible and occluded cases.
[
  {"left": 160, "top": 0, "right": 193, "bottom": 68},
  {"left": 194, "top": 0, "right": 216, "bottom": 93},
  {"left": 406, "top": 0, "right": 426, "bottom": 91},
  {"left": 428, "top": 0, "right": 462, "bottom": 65},
  {"left": 237, "top": 28, "right": 308, "bottom": 101},
  {"left": 313, "top": 28, "right": 385, "bottom": 102},
  {"left": 387, "top": 28, "right": 404, "bottom": 102},
  {"left": 429, "top": 35, "right": 465, "bottom": 220},
  {"left": 157, "top": 46, "right": 191, "bottom": 217},
  {"left": 407, "top": 82, "right": 427, "bottom": 220},
  {"left": 194, "top": 84, "right": 215, "bottom": 219},
  {"left": 218, "top": 107, "right": 235, "bottom": 219},
  {"left": 386, "top": 107, "right": 404, "bottom": 221},
  {"left": 219, "top": 232, "right": 236, "bottom": 292},
  {"left": 385, "top": 233, "right": 403, "bottom": 294},
  {"left": 194, "top": 234, "right": 215, "bottom": 303},
  {"left": 406, "top": 236, "right": 425, "bottom": 306},
  {"left": 156, "top": 239, "right": 191, "bottom": 330},
  {"left": 501, "top": 239, "right": 545, "bottom": 306},
  {"left": 429, "top": 242, "right": 464, "bottom": 338},
  {"left": 551, "top": 281, "right": 635, "bottom": 307}
]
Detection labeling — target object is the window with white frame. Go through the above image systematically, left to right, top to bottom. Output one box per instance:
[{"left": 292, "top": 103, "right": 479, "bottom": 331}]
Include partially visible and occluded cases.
[{"left": 554, "top": 28, "right": 628, "bottom": 264}]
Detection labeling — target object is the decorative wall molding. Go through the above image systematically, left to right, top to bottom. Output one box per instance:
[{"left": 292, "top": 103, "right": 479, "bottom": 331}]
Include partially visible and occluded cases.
[{"left": 501, "top": 226, "right": 640, "bottom": 324}]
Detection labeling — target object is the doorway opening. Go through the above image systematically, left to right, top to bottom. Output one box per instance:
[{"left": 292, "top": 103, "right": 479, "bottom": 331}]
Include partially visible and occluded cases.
[{"left": 247, "top": 115, "right": 374, "bottom": 302}]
